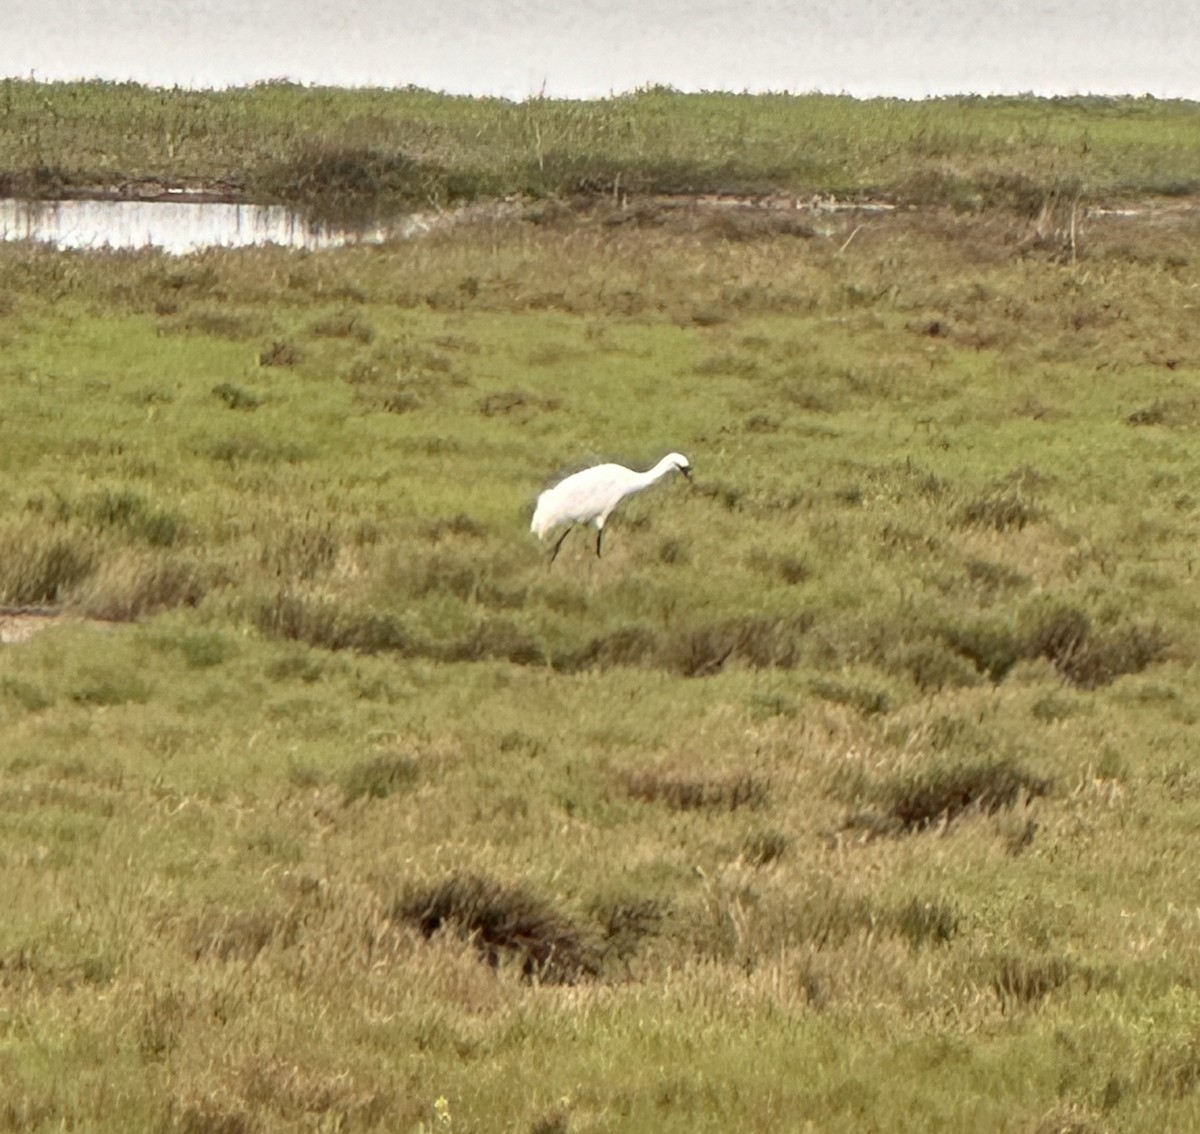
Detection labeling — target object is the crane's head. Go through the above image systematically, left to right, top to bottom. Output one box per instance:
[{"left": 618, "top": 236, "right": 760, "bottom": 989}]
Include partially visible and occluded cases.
[{"left": 665, "top": 452, "right": 693, "bottom": 481}]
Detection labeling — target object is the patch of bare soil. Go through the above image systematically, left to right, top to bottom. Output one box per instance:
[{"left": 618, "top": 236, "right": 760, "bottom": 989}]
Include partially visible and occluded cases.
[
  {"left": 492, "top": 190, "right": 1200, "bottom": 254},
  {"left": 0, "top": 608, "right": 111, "bottom": 644}
]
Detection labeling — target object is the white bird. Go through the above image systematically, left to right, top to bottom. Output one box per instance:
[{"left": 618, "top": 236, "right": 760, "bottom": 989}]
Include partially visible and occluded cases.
[{"left": 531, "top": 452, "right": 693, "bottom": 562}]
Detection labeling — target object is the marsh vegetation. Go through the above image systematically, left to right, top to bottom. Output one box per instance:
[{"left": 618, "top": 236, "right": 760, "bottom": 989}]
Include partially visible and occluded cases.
[
  {"left": 2, "top": 80, "right": 1199, "bottom": 215},
  {"left": 0, "top": 82, "right": 1199, "bottom": 1133}
]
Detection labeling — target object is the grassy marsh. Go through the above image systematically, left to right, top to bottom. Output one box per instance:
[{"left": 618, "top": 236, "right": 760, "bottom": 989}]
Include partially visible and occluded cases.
[
  {"left": 1, "top": 81, "right": 1198, "bottom": 214},
  {"left": 2, "top": 91, "right": 1200, "bottom": 1131}
]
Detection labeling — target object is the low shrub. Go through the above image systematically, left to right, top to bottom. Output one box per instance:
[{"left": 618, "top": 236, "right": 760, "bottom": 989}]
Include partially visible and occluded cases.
[
  {"left": 254, "top": 143, "right": 437, "bottom": 212},
  {"left": 212, "top": 381, "right": 263, "bottom": 410},
  {"left": 959, "top": 490, "right": 1045, "bottom": 532},
  {"left": 0, "top": 530, "right": 96, "bottom": 606},
  {"left": 72, "top": 552, "right": 205, "bottom": 621},
  {"left": 255, "top": 592, "right": 416, "bottom": 654},
  {"left": 1021, "top": 601, "right": 1168, "bottom": 688},
  {"left": 662, "top": 615, "right": 811, "bottom": 676},
  {"left": 340, "top": 752, "right": 421, "bottom": 802},
  {"left": 878, "top": 757, "right": 1050, "bottom": 832},
  {"left": 624, "top": 770, "right": 770, "bottom": 812},
  {"left": 742, "top": 828, "right": 789, "bottom": 866},
  {"left": 394, "top": 874, "right": 600, "bottom": 984},
  {"left": 893, "top": 897, "right": 961, "bottom": 949},
  {"left": 186, "top": 907, "right": 300, "bottom": 963},
  {"left": 991, "top": 953, "right": 1074, "bottom": 1009}
]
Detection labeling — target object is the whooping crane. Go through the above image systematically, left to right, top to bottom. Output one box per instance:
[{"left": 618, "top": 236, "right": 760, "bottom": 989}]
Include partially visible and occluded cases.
[{"left": 531, "top": 452, "right": 693, "bottom": 562}]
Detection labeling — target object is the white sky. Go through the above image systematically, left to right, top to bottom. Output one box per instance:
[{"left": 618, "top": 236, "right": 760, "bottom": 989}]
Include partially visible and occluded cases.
[{"left": 2, "top": 0, "right": 1198, "bottom": 100}]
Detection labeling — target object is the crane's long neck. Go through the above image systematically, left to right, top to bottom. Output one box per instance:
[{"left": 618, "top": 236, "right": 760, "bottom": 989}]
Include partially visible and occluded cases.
[{"left": 636, "top": 457, "right": 679, "bottom": 489}]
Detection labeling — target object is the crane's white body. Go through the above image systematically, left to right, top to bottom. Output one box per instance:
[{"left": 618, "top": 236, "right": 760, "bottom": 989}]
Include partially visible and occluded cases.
[{"left": 531, "top": 452, "right": 692, "bottom": 560}]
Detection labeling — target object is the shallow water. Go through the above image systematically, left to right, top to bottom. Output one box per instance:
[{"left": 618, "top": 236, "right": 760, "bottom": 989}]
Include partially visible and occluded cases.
[{"left": 0, "top": 197, "right": 405, "bottom": 254}]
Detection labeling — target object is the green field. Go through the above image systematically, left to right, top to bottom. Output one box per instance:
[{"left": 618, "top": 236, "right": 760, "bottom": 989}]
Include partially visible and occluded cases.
[
  {"left": 2, "top": 80, "right": 1199, "bottom": 210},
  {"left": 2, "top": 84, "right": 1200, "bottom": 1133}
]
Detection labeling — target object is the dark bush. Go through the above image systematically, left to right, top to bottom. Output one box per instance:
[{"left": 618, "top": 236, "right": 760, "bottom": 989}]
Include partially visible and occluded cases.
[
  {"left": 257, "top": 144, "right": 434, "bottom": 209},
  {"left": 310, "top": 310, "right": 374, "bottom": 342},
  {"left": 258, "top": 340, "right": 301, "bottom": 368},
  {"left": 212, "top": 382, "right": 262, "bottom": 411},
  {"left": 376, "top": 387, "right": 423, "bottom": 414},
  {"left": 479, "top": 390, "right": 548, "bottom": 416},
  {"left": 1127, "top": 399, "right": 1200, "bottom": 428},
  {"left": 204, "top": 436, "right": 309, "bottom": 465},
  {"left": 692, "top": 480, "right": 743, "bottom": 511},
  {"left": 959, "top": 490, "right": 1044, "bottom": 531},
  {"left": 424, "top": 513, "right": 488, "bottom": 542},
  {"left": 0, "top": 535, "right": 95, "bottom": 605},
  {"left": 657, "top": 537, "right": 690, "bottom": 565},
  {"left": 747, "top": 547, "right": 810, "bottom": 585},
  {"left": 965, "top": 558, "right": 1031, "bottom": 594},
  {"left": 256, "top": 593, "right": 416, "bottom": 654},
  {"left": 1021, "top": 602, "right": 1167, "bottom": 688},
  {"left": 1023, "top": 602, "right": 1092, "bottom": 664},
  {"left": 663, "top": 615, "right": 811, "bottom": 676},
  {"left": 559, "top": 617, "right": 810, "bottom": 676},
  {"left": 941, "top": 618, "right": 1026, "bottom": 681},
  {"left": 441, "top": 620, "right": 544, "bottom": 665},
  {"left": 1072, "top": 624, "right": 1168, "bottom": 689},
  {"left": 558, "top": 625, "right": 660, "bottom": 672},
  {"left": 892, "top": 637, "right": 982, "bottom": 692},
  {"left": 265, "top": 651, "right": 326, "bottom": 683},
  {"left": 70, "top": 671, "right": 152, "bottom": 706},
  {"left": 0, "top": 676, "right": 54, "bottom": 712},
  {"left": 809, "top": 678, "right": 891, "bottom": 715},
  {"left": 340, "top": 753, "right": 421, "bottom": 803},
  {"left": 880, "top": 758, "right": 1050, "bottom": 831},
  {"left": 624, "top": 770, "right": 770, "bottom": 812},
  {"left": 743, "top": 829, "right": 789, "bottom": 866},
  {"left": 394, "top": 874, "right": 599, "bottom": 984},
  {"left": 594, "top": 897, "right": 668, "bottom": 963},
  {"left": 893, "top": 898, "right": 960, "bottom": 949},
  {"left": 991, "top": 953, "right": 1073, "bottom": 1008},
  {"left": 530, "top": 1111, "right": 571, "bottom": 1134}
]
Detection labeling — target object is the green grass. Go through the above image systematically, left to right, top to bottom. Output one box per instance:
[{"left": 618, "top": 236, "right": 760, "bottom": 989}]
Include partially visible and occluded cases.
[
  {"left": 1, "top": 80, "right": 1198, "bottom": 214},
  {"left": 1, "top": 152, "right": 1200, "bottom": 1131}
]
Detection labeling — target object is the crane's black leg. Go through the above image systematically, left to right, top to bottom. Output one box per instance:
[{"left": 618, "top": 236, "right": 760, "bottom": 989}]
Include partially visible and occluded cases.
[
  {"left": 549, "top": 526, "right": 572, "bottom": 563},
  {"left": 596, "top": 528, "right": 604, "bottom": 558}
]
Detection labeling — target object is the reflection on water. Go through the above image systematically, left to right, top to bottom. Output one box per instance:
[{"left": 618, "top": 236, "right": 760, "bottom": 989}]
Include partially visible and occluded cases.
[{"left": 0, "top": 197, "right": 410, "bottom": 254}]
